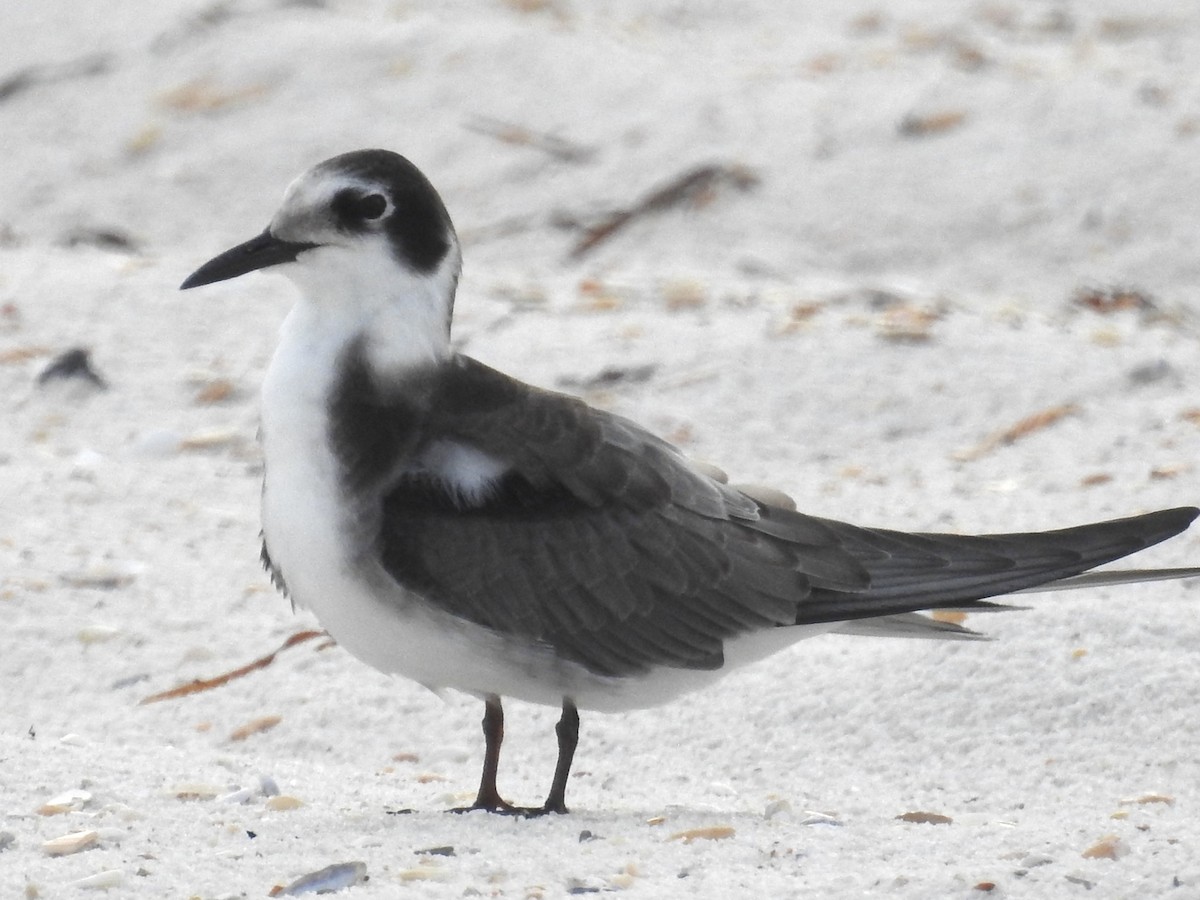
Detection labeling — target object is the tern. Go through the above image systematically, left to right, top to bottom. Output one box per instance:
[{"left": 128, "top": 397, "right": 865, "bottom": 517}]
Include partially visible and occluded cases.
[{"left": 182, "top": 149, "right": 1199, "bottom": 815}]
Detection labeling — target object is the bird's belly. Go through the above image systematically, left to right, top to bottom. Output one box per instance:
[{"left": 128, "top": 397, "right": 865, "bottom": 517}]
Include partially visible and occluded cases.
[
  {"left": 256, "top": 389, "right": 569, "bottom": 704},
  {"left": 259, "top": 423, "right": 462, "bottom": 692},
  {"left": 260, "top": 441, "right": 820, "bottom": 712}
]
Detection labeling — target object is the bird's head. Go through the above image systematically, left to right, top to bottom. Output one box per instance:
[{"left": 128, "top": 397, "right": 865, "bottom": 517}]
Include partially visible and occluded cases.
[{"left": 181, "top": 150, "right": 462, "bottom": 348}]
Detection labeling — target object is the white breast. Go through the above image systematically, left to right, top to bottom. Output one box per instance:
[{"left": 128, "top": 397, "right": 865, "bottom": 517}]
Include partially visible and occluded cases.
[
  {"left": 257, "top": 303, "right": 577, "bottom": 706},
  {"left": 259, "top": 303, "right": 356, "bottom": 611}
]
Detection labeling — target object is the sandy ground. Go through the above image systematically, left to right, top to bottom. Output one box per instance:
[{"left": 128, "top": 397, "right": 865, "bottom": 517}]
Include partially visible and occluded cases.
[{"left": 3, "top": 2, "right": 1200, "bottom": 897}]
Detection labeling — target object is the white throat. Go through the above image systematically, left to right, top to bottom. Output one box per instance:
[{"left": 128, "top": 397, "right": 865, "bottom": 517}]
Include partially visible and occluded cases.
[
  {"left": 257, "top": 238, "right": 462, "bottom": 581},
  {"left": 277, "top": 239, "right": 460, "bottom": 375}
]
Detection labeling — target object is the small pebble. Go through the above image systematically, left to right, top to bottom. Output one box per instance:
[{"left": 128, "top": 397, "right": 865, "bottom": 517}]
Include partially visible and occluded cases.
[
  {"left": 37, "top": 348, "right": 107, "bottom": 389},
  {"left": 1127, "top": 359, "right": 1177, "bottom": 387},
  {"left": 193, "top": 377, "right": 238, "bottom": 404},
  {"left": 133, "top": 429, "right": 183, "bottom": 457},
  {"left": 70, "top": 449, "right": 105, "bottom": 481},
  {"left": 60, "top": 564, "right": 138, "bottom": 590},
  {"left": 77, "top": 625, "right": 120, "bottom": 645},
  {"left": 111, "top": 673, "right": 149, "bottom": 690},
  {"left": 259, "top": 775, "right": 281, "bottom": 797},
  {"left": 706, "top": 782, "right": 737, "bottom": 798},
  {"left": 172, "top": 784, "right": 221, "bottom": 801},
  {"left": 265, "top": 795, "right": 304, "bottom": 811},
  {"left": 763, "top": 799, "right": 791, "bottom": 820},
  {"left": 0, "top": 830, "right": 16, "bottom": 851},
  {"left": 1021, "top": 853, "right": 1054, "bottom": 868},
  {"left": 398, "top": 866, "right": 447, "bottom": 882},
  {"left": 608, "top": 873, "right": 636, "bottom": 890},
  {"left": 565, "top": 878, "right": 602, "bottom": 894}
]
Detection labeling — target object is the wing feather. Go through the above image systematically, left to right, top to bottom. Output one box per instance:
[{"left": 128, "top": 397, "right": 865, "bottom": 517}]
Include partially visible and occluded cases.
[{"left": 359, "top": 356, "right": 1198, "bottom": 678}]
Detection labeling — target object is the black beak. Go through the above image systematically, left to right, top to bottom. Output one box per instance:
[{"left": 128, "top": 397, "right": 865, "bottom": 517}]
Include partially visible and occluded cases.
[{"left": 180, "top": 229, "right": 319, "bottom": 290}]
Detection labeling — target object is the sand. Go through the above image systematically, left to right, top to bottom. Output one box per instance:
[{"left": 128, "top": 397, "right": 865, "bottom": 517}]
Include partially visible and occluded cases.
[{"left": 2, "top": 2, "right": 1199, "bottom": 897}]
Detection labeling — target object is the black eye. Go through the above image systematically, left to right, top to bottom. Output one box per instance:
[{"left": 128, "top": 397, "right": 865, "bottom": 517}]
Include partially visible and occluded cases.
[
  {"left": 332, "top": 189, "right": 388, "bottom": 230},
  {"left": 356, "top": 193, "right": 387, "bottom": 220}
]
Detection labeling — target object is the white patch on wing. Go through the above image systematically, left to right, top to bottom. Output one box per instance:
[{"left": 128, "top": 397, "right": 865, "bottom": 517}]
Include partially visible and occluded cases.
[{"left": 416, "top": 439, "right": 510, "bottom": 506}]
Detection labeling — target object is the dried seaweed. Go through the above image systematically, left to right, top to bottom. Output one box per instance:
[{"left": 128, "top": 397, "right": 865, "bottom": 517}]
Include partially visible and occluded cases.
[{"left": 139, "top": 629, "right": 324, "bottom": 705}]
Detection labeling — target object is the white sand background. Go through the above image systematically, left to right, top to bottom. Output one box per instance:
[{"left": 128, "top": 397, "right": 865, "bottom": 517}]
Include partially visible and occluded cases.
[{"left": 3, "top": 1, "right": 1200, "bottom": 896}]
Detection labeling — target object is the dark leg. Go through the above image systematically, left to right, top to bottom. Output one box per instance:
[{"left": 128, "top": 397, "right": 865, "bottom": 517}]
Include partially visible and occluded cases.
[
  {"left": 452, "top": 695, "right": 517, "bottom": 813},
  {"left": 450, "top": 696, "right": 580, "bottom": 816},
  {"left": 540, "top": 699, "right": 579, "bottom": 815}
]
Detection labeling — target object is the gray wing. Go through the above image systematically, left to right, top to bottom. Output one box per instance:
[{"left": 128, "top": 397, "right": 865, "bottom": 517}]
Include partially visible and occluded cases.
[{"left": 373, "top": 357, "right": 1198, "bottom": 678}]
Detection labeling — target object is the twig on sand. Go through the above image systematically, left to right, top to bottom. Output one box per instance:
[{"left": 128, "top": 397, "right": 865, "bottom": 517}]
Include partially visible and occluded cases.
[
  {"left": 465, "top": 115, "right": 595, "bottom": 163},
  {"left": 568, "top": 163, "right": 759, "bottom": 259},
  {"left": 953, "top": 403, "right": 1079, "bottom": 462},
  {"left": 139, "top": 629, "right": 326, "bottom": 705}
]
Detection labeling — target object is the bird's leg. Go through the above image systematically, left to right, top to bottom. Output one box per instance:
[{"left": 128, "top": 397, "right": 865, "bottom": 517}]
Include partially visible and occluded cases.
[
  {"left": 452, "top": 695, "right": 518, "bottom": 813},
  {"left": 451, "top": 696, "right": 580, "bottom": 816},
  {"left": 539, "top": 698, "right": 579, "bottom": 815}
]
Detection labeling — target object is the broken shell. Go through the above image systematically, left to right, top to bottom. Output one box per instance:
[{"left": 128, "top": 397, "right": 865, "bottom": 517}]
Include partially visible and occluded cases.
[
  {"left": 179, "top": 428, "right": 241, "bottom": 452},
  {"left": 229, "top": 714, "right": 282, "bottom": 741},
  {"left": 172, "top": 783, "right": 221, "bottom": 801},
  {"left": 218, "top": 787, "right": 259, "bottom": 805},
  {"left": 37, "top": 788, "right": 92, "bottom": 815},
  {"left": 1120, "top": 793, "right": 1174, "bottom": 806},
  {"left": 763, "top": 798, "right": 791, "bottom": 820},
  {"left": 799, "top": 810, "right": 843, "bottom": 827},
  {"left": 896, "top": 811, "right": 953, "bottom": 825},
  {"left": 669, "top": 825, "right": 735, "bottom": 843},
  {"left": 42, "top": 830, "right": 98, "bottom": 856},
  {"left": 1082, "top": 834, "right": 1127, "bottom": 860},
  {"left": 279, "top": 861, "right": 368, "bottom": 896},
  {"left": 66, "top": 869, "right": 123, "bottom": 890}
]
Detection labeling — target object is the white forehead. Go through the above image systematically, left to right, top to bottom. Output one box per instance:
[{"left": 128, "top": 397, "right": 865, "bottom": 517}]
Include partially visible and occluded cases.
[
  {"left": 281, "top": 167, "right": 378, "bottom": 214},
  {"left": 270, "top": 168, "right": 380, "bottom": 241}
]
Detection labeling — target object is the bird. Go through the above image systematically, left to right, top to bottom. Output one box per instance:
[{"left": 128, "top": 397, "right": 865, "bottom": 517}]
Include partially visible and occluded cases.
[{"left": 181, "top": 149, "right": 1199, "bottom": 816}]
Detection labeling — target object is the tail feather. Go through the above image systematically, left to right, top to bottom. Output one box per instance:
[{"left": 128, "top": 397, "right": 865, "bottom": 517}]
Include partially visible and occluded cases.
[
  {"left": 794, "top": 506, "right": 1199, "bottom": 627},
  {"left": 1016, "top": 566, "right": 1200, "bottom": 594},
  {"left": 831, "top": 612, "right": 989, "bottom": 641}
]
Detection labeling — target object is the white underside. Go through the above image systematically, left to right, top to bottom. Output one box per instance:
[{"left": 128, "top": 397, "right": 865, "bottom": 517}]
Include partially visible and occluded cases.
[{"left": 259, "top": 291, "right": 842, "bottom": 713}]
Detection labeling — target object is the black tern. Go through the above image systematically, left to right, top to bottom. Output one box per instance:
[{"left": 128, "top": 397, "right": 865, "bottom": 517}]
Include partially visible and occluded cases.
[{"left": 182, "top": 149, "right": 1199, "bottom": 815}]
